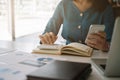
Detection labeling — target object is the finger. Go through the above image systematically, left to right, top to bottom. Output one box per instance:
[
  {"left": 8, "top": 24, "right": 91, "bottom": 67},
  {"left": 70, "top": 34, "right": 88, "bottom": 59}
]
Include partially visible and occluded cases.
[
  {"left": 97, "top": 31, "right": 106, "bottom": 39},
  {"left": 49, "top": 32, "right": 56, "bottom": 44},
  {"left": 49, "top": 32, "right": 58, "bottom": 44},
  {"left": 49, "top": 32, "right": 56, "bottom": 36},
  {"left": 44, "top": 33, "right": 52, "bottom": 44},
  {"left": 49, "top": 33, "right": 55, "bottom": 44},
  {"left": 87, "top": 33, "right": 103, "bottom": 41},
  {"left": 43, "top": 34, "right": 50, "bottom": 44},
  {"left": 87, "top": 34, "right": 96, "bottom": 40},
  {"left": 89, "top": 34, "right": 106, "bottom": 45},
  {"left": 39, "top": 35, "right": 48, "bottom": 44},
  {"left": 39, "top": 35, "right": 43, "bottom": 39},
  {"left": 39, "top": 35, "right": 45, "bottom": 44},
  {"left": 53, "top": 36, "right": 58, "bottom": 43},
  {"left": 40, "top": 38, "right": 46, "bottom": 44},
  {"left": 86, "top": 38, "right": 96, "bottom": 45},
  {"left": 85, "top": 39, "right": 96, "bottom": 48},
  {"left": 86, "top": 39, "right": 100, "bottom": 49},
  {"left": 87, "top": 42, "right": 96, "bottom": 48}
]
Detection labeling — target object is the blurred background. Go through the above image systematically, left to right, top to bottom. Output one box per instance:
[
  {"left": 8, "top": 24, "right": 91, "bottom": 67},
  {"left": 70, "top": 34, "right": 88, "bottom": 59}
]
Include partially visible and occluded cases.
[{"left": 0, "top": 0, "right": 61, "bottom": 40}]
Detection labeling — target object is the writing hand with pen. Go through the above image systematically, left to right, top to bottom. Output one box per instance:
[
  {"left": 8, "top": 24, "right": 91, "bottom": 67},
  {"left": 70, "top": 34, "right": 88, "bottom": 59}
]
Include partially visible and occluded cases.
[{"left": 39, "top": 32, "right": 58, "bottom": 44}]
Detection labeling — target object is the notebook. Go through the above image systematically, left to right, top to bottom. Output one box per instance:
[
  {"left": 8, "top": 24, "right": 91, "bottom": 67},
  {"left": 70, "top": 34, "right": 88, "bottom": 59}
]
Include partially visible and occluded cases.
[
  {"left": 32, "top": 42, "right": 93, "bottom": 57},
  {"left": 27, "top": 60, "right": 92, "bottom": 80}
]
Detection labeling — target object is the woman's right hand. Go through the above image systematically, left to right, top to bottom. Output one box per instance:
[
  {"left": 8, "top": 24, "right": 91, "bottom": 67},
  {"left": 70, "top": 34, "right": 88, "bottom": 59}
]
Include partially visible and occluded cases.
[{"left": 39, "top": 32, "right": 58, "bottom": 44}]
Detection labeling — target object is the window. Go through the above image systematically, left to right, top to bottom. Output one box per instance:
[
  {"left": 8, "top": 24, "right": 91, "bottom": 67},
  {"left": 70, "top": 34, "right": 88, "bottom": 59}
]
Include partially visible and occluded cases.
[
  {"left": 0, "top": 0, "right": 61, "bottom": 40},
  {"left": 0, "top": 0, "right": 11, "bottom": 40},
  {"left": 15, "top": 0, "right": 61, "bottom": 37}
]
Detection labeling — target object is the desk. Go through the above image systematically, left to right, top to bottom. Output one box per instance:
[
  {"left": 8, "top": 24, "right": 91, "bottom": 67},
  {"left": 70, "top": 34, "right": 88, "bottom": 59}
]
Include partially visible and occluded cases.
[{"left": 0, "top": 40, "right": 120, "bottom": 80}]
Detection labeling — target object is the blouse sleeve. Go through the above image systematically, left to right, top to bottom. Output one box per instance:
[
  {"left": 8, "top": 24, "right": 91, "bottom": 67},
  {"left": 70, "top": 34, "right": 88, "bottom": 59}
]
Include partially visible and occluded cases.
[{"left": 43, "top": 1, "right": 63, "bottom": 35}]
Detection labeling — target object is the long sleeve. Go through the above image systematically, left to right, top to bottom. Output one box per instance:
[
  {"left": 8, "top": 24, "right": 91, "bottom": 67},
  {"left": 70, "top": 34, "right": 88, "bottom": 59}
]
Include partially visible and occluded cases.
[
  {"left": 43, "top": 1, "right": 63, "bottom": 35},
  {"left": 103, "top": 5, "right": 115, "bottom": 42}
]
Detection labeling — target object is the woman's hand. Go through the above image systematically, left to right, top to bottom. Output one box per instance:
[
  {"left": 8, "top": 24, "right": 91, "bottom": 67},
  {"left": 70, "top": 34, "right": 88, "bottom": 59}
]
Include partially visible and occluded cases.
[
  {"left": 85, "top": 31, "right": 109, "bottom": 52},
  {"left": 39, "top": 32, "right": 58, "bottom": 44}
]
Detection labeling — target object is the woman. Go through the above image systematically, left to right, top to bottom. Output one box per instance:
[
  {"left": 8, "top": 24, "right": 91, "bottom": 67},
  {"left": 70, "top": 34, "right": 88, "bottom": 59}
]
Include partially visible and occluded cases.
[{"left": 39, "top": 0, "right": 115, "bottom": 52}]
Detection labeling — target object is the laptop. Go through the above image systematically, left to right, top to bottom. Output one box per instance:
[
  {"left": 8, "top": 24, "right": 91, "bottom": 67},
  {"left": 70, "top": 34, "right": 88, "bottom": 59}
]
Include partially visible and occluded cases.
[{"left": 91, "top": 17, "right": 120, "bottom": 77}]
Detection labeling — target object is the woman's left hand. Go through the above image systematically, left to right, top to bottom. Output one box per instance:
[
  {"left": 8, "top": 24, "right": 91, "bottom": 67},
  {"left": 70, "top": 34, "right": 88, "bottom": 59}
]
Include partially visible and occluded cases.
[{"left": 85, "top": 31, "right": 109, "bottom": 52}]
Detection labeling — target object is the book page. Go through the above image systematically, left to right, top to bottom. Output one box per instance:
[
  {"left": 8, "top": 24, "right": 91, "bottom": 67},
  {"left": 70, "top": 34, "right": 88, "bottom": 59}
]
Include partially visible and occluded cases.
[
  {"left": 66, "top": 43, "right": 91, "bottom": 52},
  {"left": 37, "top": 44, "right": 64, "bottom": 50},
  {"left": 33, "top": 48, "right": 61, "bottom": 55},
  {"left": 62, "top": 50, "right": 90, "bottom": 56}
]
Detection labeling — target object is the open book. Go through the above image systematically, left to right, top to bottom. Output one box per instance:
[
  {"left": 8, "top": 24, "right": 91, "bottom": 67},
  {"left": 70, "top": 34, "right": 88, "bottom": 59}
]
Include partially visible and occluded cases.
[{"left": 32, "top": 43, "right": 93, "bottom": 57}]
